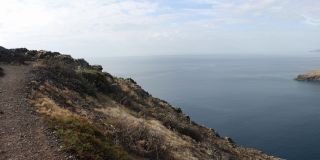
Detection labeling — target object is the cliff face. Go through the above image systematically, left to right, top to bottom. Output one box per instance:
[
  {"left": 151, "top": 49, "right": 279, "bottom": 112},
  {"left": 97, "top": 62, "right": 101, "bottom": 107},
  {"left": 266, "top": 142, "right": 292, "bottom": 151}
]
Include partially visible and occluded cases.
[{"left": 0, "top": 47, "right": 279, "bottom": 160}]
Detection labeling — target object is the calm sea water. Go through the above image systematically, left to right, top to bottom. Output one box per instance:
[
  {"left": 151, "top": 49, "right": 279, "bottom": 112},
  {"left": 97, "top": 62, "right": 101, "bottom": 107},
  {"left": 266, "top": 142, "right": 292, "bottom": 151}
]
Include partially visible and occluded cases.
[{"left": 88, "top": 55, "right": 320, "bottom": 160}]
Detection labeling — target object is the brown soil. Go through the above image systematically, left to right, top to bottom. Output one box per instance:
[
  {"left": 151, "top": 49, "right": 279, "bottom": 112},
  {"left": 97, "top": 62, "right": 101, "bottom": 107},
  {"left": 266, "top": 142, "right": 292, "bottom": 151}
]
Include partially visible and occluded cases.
[{"left": 0, "top": 64, "right": 65, "bottom": 160}]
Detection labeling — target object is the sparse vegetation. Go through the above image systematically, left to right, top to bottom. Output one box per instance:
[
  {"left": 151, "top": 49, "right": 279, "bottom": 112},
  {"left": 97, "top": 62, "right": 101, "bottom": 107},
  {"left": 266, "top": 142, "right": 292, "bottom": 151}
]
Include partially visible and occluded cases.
[
  {"left": 21, "top": 47, "right": 279, "bottom": 160},
  {"left": 36, "top": 58, "right": 97, "bottom": 96},
  {"left": 77, "top": 68, "right": 113, "bottom": 94},
  {"left": 32, "top": 98, "right": 130, "bottom": 160},
  {"left": 159, "top": 114, "right": 203, "bottom": 142},
  {"left": 48, "top": 115, "right": 129, "bottom": 160},
  {"left": 110, "top": 117, "right": 170, "bottom": 159}
]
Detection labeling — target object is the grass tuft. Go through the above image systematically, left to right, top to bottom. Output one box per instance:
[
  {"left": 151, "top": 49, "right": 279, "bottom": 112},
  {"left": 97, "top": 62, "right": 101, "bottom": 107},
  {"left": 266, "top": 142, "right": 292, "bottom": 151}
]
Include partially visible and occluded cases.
[
  {"left": 32, "top": 98, "right": 130, "bottom": 160},
  {"left": 47, "top": 115, "right": 129, "bottom": 160}
]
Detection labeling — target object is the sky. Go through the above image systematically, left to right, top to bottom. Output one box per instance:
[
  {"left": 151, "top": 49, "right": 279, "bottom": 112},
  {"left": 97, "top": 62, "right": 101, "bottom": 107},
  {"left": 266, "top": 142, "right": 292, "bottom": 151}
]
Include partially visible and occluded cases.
[{"left": 0, "top": 0, "right": 319, "bottom": 57}]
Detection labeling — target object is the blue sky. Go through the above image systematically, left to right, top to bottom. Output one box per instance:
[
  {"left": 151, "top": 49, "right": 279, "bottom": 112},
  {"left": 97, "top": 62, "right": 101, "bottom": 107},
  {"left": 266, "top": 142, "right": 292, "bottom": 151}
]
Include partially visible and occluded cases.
[{"left": 0, "top": 0, "right": 319, "bottom": 57}]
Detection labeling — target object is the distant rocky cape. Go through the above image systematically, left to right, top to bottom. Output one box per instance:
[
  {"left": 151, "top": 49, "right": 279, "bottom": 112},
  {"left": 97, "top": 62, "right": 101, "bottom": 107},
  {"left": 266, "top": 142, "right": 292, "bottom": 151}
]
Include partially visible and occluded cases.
[
  {"left": 0, "top": 46, "right": 280, "bottom": 160},
  {"left": 296, "top": 50, "right": 320, "bottom": 81},
  {"left": 296, "top": 71, "right": 320, "bottom": 81}
]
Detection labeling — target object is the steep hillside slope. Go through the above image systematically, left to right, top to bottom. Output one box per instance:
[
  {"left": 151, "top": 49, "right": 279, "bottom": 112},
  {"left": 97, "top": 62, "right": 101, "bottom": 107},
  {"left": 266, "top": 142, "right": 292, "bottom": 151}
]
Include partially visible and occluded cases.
[{"left": 0, "top": 47, "right": 280, "bottom": 160}]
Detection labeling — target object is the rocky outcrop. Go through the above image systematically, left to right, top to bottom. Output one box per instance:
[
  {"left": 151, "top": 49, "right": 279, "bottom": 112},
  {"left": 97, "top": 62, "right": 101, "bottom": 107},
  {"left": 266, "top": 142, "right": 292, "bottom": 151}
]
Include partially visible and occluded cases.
[
  {"left": 0, "top": 47, "right": 30, "bottom": 63},
  {"left": 296, "top": 71, "right": 320, "bottom": 81}
]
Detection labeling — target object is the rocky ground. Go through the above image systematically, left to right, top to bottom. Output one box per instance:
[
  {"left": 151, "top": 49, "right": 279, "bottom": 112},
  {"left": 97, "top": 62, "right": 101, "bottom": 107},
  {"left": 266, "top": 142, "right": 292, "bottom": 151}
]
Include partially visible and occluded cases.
[{"left": 0, "top": 64, "right": 66, "bottom": 160}]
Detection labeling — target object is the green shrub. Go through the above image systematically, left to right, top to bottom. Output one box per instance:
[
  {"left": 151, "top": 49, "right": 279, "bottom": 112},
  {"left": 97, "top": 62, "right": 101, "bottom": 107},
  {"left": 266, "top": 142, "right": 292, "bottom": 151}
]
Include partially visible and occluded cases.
[
  {"left": 40, "top": 58, "right": 97, "bottom": 96},
  {"left": 77, "top": 69, "right": 111, "bottom": 94},
  {"left": 47, "top": 115, "right": 130, "bottom": 160},
  {"left": 161, "top": 115, "right": 203, "bottom": 142},
  {"left": 111, "top": 119, "right": 169, "bottom": 159},
  {"left": 177, "top": 125, "right": 203, "bottom": 142}
]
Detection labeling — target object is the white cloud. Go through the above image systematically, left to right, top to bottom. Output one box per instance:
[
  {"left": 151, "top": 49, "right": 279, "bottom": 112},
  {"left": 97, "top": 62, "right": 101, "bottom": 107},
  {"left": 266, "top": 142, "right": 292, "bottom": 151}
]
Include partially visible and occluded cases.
[
  {"left": 0, "top": 0, "right": 319, "bottom": 56},
  {"left": 0, "top": 0, "right": 164, "bottom": 54},
  {"left": 0, "top": 0, "right": 160, "bottom": 35},
  {"left": 192, "top": 0, "right": 320, "bottom": 26},
  {"left": 213, "top": 0, "right": 278, "bottom": 14},
  {"left": 302, "top": 15, "right": 320, "bottom": 26}
]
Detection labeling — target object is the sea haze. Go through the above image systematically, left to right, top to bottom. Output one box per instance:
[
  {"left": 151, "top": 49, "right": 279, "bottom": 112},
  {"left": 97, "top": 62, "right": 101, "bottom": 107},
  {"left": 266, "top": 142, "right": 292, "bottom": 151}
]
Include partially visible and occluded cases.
[{"left": 88, "top": 54, "right": 320, "bottom": 160}]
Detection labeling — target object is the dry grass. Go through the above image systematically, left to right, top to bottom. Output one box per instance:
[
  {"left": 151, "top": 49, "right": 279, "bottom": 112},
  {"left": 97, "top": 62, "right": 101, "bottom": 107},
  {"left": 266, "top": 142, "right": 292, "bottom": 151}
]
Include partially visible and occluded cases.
[
  {"left": 32, "top": 60, "right": 47, "bottom": 68},
  {"left": 113, "top": 77, "right": 205, "bottom": 142},
  {"left": 31, "top": 97, "right": 130, "bottom": 160},
  {"left": 96, "top": 106, "right": 199, "bottom": 160},
  {"left": 97, "top": 107, "right": 170, "bottom": 159}
]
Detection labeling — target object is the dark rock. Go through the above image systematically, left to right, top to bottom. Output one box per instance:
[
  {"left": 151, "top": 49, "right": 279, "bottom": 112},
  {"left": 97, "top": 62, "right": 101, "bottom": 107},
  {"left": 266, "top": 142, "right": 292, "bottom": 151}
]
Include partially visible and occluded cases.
[
  {"left": 0, "top": 46, "right": 30, "bottom": 63},
  {"left": 0, "top": 46, "right": 10, "bottom": 54},
  {"left": 10, "top": 48, "right": 28, "bottom": 54},
  {"left": 26, "top": 50, "right": 38, "bottom": 57},
  {"left": 35, "top": 50, "right": 60, "bottom": 59},
  {"left": 54, "top": 55, "right": 74, "bottom": 64},
  {"left": 75, "top": 58, "right": 90, "bottom": 68},
  {"left": 91, "top": 65, "right": 103, "bottom": 71},
  {"left": 126, "top": 78, "right": 137, "bottom": 84},
  {"left": 174, "top": 107, "right": 182, "bottom": 113},
  {"left": 210, "top": 128, "right": 220, "bottom": 137},
  {"left": 225, "top": 137, "right": 235, "bottom": 144}
]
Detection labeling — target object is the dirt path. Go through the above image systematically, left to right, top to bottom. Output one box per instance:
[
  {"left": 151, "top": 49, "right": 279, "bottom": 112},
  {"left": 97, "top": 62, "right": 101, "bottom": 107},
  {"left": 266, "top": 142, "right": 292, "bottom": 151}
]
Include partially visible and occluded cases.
[{"left": 0, "top": 64, "right": 65, "bottom": 160}]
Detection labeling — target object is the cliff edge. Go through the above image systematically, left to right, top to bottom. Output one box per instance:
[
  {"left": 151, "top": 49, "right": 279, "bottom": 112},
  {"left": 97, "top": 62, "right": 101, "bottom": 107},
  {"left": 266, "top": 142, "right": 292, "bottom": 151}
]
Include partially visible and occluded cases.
[{"left": 0, "top": 46, "right": 280, "bottom": 160}]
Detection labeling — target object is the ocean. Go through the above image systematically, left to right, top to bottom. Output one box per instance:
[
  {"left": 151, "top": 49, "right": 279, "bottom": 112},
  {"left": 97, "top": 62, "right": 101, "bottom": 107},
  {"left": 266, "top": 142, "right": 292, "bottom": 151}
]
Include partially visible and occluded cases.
[{"left": 88, "top": 54, "right": 320, "bottom": 160}]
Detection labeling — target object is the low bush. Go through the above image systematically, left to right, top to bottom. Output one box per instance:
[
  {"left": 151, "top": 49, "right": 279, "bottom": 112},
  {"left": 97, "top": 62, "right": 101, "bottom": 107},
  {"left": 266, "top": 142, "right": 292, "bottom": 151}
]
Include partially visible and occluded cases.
[
  {"left": 0, "top": 48, "right": 30, "bottom": 64},
  {"left": 39, "top": 58, "right": 97, "bottom": 96},
  {"left": 77, "top": 68, "right": 112, "bottom": 94},
  {"left": 161, "top": 114, "right": 203, "bottom": 142},
  {"left": 47, "top": 115, "right": 130, "bottom": 160},
  {"left": 111, "top": 118, "right": 169, "bottom": 159},
  {"left": 177, "top": 125, "right": 203, "bottom": 142}
]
